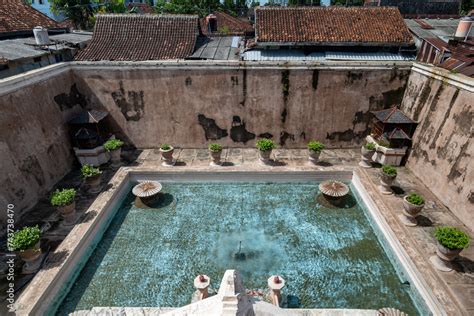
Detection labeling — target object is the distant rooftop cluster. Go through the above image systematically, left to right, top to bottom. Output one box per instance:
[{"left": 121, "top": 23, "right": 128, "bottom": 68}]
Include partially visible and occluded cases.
[{"left": 1, "top": 1, "right": 474, "bottom": 77}]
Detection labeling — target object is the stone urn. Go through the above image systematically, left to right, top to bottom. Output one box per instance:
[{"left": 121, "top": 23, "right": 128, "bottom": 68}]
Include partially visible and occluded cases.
[
  {"left": 160, "top": 146, "right": 175, "bottom": 166},
  {"left": 359, "top": 146, "right": 375, "bottom": 168},
  {"left": 110, "top": 148, "right": 122, "bottom": 167},
  {"left": 209, "top": 149, "right": 222, "bottom": 166},
  {"left": 259, "top": 150, "right": 272, "bottom": 165},
  {"left": 308, "top": 150, "right": 321, "bottom": 164},
  {"left": 379, "top": 172, "right": 396, "bottom": 195},
  {"left": 86, "top": 174, "right": 102, "bottom": 194},
  {"left": 400, "top": 196, "right": 424, "bottom": 226},
  {"left": 58, "top": 201, "right": 76, "bottom": 225},
  {"left": 17, "top": 241, "right": 41, "bottom": 263},
  {"left": 430, "top": 242, "right": 463, "bottom": 272}
]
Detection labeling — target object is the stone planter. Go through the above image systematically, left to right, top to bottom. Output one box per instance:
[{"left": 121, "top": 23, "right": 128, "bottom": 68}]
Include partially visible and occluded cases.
[
  {"left": 366, "top": 135, "right": 407, "bottom": 167},
  {"left": 74, "top": 145, "right": 109, "bottom": 166},
  {"left": 359, "top": 146, "right": 375, "bottom": 168},
  {"left": 160, "top": 147, "right": 175, "bottom": 166},
  {"left": 110, "top": 148, "right": 122, "bottom": 167},
  {"left": 209, "top": 149, "right": 222, "bottom": 166},
  {"left": 259, "top": 149, "right": 272, "bottom": 165},
  {"left": 308, "top": 150, "right": 321, "bottom": 164},
  {"left": 379, "top": 172, "right": 396, "bottom": 195},
  {"left": 86, "top": 174, "right": 101, "bottom": 194},
  {"left": 399, "top": 196, "right": 424, "bottom": 226},
  {"left": 57, "top": 201, "right": 76, "bottom": 225},
  {"left": 17, "top": 241, "right": 41, "bottom": 263},
  {"left": 430, "top": 242, "right": 463, "bottom": 272}
]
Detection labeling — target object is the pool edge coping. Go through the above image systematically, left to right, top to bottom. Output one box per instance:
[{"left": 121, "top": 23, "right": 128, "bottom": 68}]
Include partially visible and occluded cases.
[{"left": 13, "top": 168, "right": 447, "bottom": 315}]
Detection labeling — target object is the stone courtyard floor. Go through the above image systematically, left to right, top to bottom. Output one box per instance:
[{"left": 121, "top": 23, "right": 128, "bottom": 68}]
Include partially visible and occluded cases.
[{"left": 1, "top": 148, "right": 473, "bottom": 315}]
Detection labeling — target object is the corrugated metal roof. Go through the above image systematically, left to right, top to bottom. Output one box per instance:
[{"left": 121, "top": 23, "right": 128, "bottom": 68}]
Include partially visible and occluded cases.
[
  {"left": 405, "top": 18, "right": 474, "bottom": 40},
  {"left": 0, "top": 32, "right": 92, "bottom": 61},
  {"left": 190, "top": 36, "right": 241, "bottom": 60},
  {"left": 242, "top": 50, "right": 413, "bottom": 61},
  {"left": 325, "top": 51, "right": 414, "bottom": 61}
]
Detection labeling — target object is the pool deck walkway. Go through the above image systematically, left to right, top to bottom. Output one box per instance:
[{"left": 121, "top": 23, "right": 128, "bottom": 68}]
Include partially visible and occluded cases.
[{"left": 1, "top": 148, "right": 473, "bottom": 315}]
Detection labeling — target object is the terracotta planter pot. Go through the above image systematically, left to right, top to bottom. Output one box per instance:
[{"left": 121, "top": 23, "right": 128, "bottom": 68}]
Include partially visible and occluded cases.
[
  {"left": 359, "top": 146, "right": 375, "bottom": 168},
  {"left": 160, "top": 147, "right": 175, "bottom": 166},
  {"left": 110, "top": 148, "right": 122, "bottom": 166},
  {"left": 209, "top": 149, "right": 222, "bottom": 166},
  {"left": 259, "top": 149, "right": 272, "bottom": 164},
  {"left": 308, "top": 150, "right": 321, "bottom": 164},
  {"left": 379, "top": 172, "right": 396, "bottom": 195},
  {"left": 86, "top": 174, "right": 101, "bottom": 193},
  {"left": 399, "top": 196, "right": 424, "bottom": 226},
  {"left": 58, "top": 201, "right": 76, "bottom": 225},
  {"left": 17, "top": 241, "right": 41, "bottom": 262},
  {"left": 430, "top": 241, "right": 463, "bottom": 272}
]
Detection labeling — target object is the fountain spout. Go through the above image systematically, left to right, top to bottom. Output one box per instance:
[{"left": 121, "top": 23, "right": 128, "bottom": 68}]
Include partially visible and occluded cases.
[{"left": 234, "top": 241, "right": 246, "bottom": 261}]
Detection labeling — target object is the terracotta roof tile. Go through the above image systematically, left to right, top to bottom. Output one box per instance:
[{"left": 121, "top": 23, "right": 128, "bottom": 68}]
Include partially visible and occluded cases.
[
  {"left": 0, "top": 0, "right": 59, "bottom": 35},
  {"left": 255, "top": 6, "right": 414, "bottom": 46},
  {"left": 200, "top": 11, "right": 253, "bottom": 36},
  {"left": 75, "top": 14, "right": 199, "bottom": 61}
]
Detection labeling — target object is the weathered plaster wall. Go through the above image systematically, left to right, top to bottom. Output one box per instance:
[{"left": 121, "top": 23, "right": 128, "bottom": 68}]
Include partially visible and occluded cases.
[
  {"left": 73, "top": 63, "right": 410, "bottom": 148},
  {"left": 401, "top": 64, "right": 473, "bottom": 228},
  {"left": 0, "top": 65, "right": 82, "bottom": 229}
]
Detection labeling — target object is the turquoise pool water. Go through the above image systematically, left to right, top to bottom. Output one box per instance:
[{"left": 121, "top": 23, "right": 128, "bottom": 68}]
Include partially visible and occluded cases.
[{"left": 57, "top": 182, "right": 422, "bottom": 314}]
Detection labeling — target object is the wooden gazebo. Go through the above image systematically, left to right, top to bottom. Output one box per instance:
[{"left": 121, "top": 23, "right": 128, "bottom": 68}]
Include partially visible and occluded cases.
[{"left": 370, "top": 107, "right": 417, "bottom": 148}]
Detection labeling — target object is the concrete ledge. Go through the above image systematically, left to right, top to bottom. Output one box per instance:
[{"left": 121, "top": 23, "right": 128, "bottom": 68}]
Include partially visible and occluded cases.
[
  {"left": 0, "top": 63, "right": 70, "bottom": 96},
  {"left": 411, "top": 63, "right": 474, "bottom": 92}
]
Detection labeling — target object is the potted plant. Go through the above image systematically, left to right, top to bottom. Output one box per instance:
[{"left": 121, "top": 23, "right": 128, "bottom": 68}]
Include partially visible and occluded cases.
[
  {"left": 104, "top": 138, "right": 124, "bottom": 167},
  {"left": 256, "top": 138, "right": 276, "bottom": 165},
  {"left": 307, "top": 141, "right": 325, "bottom": 164},
  {"left": 359, "top": 142, "right": 376, "bottom": 168},
  {"left": 209, "top": 143, "right": 223, "bottom": 166},
  {"left": 160, "top": 144, "right": 175, "bottom": 166},
  {"left": 81, "top": 164, "right": 102, "bottom": 193},
  {"left": 379, "top": 165, "right": 397, "bottom": 195},
  {"left": 50, "top": 188, "right": 76, "bottom": 224},
  {"left": 400, "top": 192, "right": 425, "bottom": 226},
  {"left": 9, "top": 225, "right": 41, "bottom": 263},
  {"left": 431, "top": 226, "right": 470, "bottom": 272}
]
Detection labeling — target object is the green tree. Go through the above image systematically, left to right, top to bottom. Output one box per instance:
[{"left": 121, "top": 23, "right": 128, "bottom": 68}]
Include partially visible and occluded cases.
[
  {"left": 51, "top": 0, "right": 95, "bottom": 30},
  {"left": 155, "top": 0, "right": 221, "bottom": 17},
  {"left": 460, "top": 0, "right": 474, "bottom": 14}
]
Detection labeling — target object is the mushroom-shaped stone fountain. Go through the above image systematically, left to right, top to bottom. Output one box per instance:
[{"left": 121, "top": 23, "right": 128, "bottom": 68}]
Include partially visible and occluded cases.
[
  {"left": 319, "top": 180, "right": 349, "bottom": 207},
  {"left": 132, "top": 181, "right": 162, "bottom": 208}
]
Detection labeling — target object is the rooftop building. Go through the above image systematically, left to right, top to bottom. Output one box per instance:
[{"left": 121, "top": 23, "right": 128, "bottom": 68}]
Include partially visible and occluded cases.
[
  {"left": 245, "top": 6, "right": 415, "bottom": 61},
  {"left": 75, "top": 14, "right": 200, "bottom": 61}
]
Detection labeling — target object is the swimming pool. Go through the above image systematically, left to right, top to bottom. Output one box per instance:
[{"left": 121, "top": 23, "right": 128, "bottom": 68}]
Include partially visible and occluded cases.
[{"left": 54, "top": 173, "right": 428, "bottom": 315}]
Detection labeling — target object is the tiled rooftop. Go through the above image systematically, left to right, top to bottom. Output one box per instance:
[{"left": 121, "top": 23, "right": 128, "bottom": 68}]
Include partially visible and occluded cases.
[
  {"left": 0, "top": 0, "right": 60, "bottom": 35},
  {"left": 127, "top": 3, "right": 155, "bottom": 14},
  {"left": 255, "top": 7, "right": 414, "bottom": 46},
  {"left": 200, "top": 11, "right": 254, "bottom": 36},
  {"left": 75, "top": 14, "right": 200, "bottom": 61}
]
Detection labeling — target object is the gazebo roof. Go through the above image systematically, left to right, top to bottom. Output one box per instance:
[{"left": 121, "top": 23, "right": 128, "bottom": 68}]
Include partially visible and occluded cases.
[
  {"left": 371, "top": 107, "right": 416, "bottom": 124},
  {"left": 69, "top": 110, "right": 108, "bottom": 124},
  {"left": 385, "top": 128, "right": 411, "bottom": 140}
]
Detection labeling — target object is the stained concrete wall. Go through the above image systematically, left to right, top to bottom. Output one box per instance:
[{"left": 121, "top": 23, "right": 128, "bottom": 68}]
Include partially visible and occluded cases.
[
  {"left": 0, "top": 61, "right": 411, "bottom": 230},
  {"left": 73, "top": 62, "right": 410, "bottom": 148},
  {"left": 401, "top": 64, "right": 473, "bottom": 228},
  {"left": 0, "top": 65, "right": 81, "bottom": 230}
]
